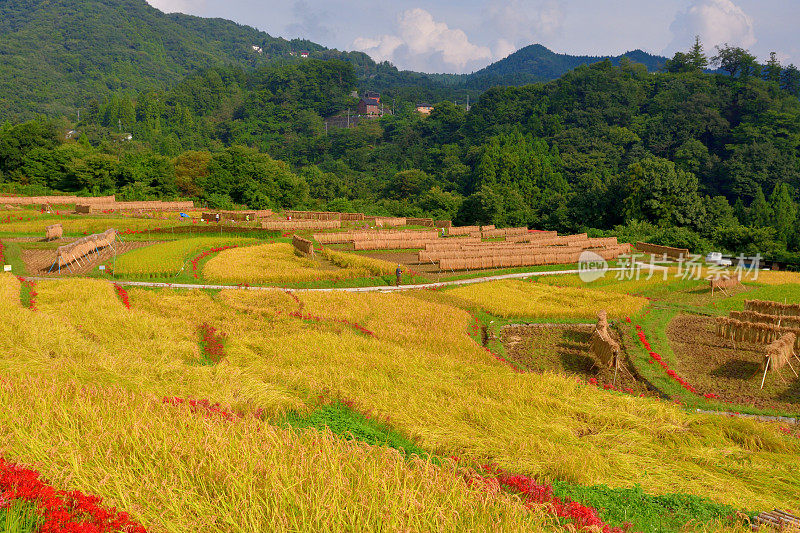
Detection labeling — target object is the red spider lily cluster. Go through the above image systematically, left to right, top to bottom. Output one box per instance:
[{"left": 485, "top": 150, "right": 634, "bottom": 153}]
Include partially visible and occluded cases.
[
  {"left": 0, "top": 240, "right": 5, "bottom": 264},
  {"left": 190, "top": 246, "right": 238, "bottom": 278},
  {"left": 17, "top": 276, "right": 37, "bottom": 310},
  {"left": 113, "top": 284, "right": 130, "bottom": 309},
  {"left": 283, "top": 289, "right": 374, "bottom": 336},
  {"left": 285, "top": 290, "right": 303, "bottom": 310},
  {"left": 288, "top": 310, "right": 376, "bottom": 337},
  {"left": 633, "top": 322, "right": 730, "bottom": 403},
  {"left": 199, "top": 323, "right": 226, "bottom": 364},
  {"left": 634, "top": 324, "right": 703, "bottom": 396},
  {"left": 585, "top": 377, "right": 645, "bottom": 397},
  {"left": 162, "top": 397, "right": 240, "bottom": 422},
  {"left": 778, "top": 426, "right": 800, "bottom": 439},
  {"left": 0, "top": 457, "right": 147, "bottom": 533},
  {"left": 475, "top": 465, "right": 635, "bottom": 533}
]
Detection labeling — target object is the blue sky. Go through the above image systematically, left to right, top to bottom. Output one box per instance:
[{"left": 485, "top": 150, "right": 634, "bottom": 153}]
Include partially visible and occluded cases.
[{"left": 146, "top": 0, "right": 800, "bottom": 73}]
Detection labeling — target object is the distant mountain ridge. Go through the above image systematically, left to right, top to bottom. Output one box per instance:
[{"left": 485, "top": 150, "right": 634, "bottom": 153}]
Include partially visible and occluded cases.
[
  {"left": 0, "top": 0, "right": 669, "bottom": 121},
  {"left": 463, "top": 44, "right": 667, "bottom": 87}
]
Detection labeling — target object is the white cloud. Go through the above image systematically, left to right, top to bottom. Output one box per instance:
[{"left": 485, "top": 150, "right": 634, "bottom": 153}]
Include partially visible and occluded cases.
[
  {"left": 146, "top": 0, "right": 205, "bottom": 14},
  {"left": 286, "top": 0, "right": 335, "bottom": 41},
  {"left": 486, "top": 0, "right": 564, "bottom": 46},
  {"left": 667, "top": 0, "right": 756, "bottom": 53},
  {"left": 353, "top": 8, "right": 493, "bottom": 73},
  {"left": 493, "top": 38, "right": 517, "bottom": 60}
]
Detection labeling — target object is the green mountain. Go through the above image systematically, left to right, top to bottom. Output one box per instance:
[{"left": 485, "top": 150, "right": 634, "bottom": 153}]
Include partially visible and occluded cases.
[
  {"left": 0, "top": 0, "right": 322, "bottom": 120},
  {"left": 0, "top": 0, "right": 670, "bottom": 121},
  {"left": 464, "top": 44, "right": 667, "bottom": 88}
]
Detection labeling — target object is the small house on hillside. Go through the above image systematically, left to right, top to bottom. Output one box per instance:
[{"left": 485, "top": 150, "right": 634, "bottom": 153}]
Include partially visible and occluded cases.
[
  {"left": 300, "top": 51, "right": 309, "bottom": 58},
  {"left": 357, "top": 94, "right": 382, "bottom": 116},
  {"left": 416, "top": 103, "right": 433, "bottom": 115}
]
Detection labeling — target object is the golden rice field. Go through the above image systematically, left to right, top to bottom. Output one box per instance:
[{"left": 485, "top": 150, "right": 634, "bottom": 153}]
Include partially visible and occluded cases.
[
  {"left": 0, "top": 215, "right": 191, "bottom": 234},
  {"left": 113, "top": 236, "right": 258, "bottom": 277},
  {"left": 202, "top": 243, "right": 396, "bottom": 284},
  {"left": 320, "top": 247, "right": 396, "bottom": 276},
  {"left": 537, "top": 268, "right": 800, "bottom": 301},
  {"left": 1, "top": 273, "right": 798, "bottom": 533},
  {"left": 445, "top": 279, "right": 649, "bottom": 319},
  {"left": 0, "top": 376, "right": 553, "bottom": 532}
]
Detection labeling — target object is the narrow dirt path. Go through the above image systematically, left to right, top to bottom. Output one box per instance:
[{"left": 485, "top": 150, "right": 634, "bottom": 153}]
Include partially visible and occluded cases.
[{"left": 23, "top": 267, "right": 626, "bottom": 293}]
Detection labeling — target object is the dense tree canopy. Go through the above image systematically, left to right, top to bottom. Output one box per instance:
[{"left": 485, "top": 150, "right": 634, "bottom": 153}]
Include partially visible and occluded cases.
[{"left": 2, "top": 38, "right": 800, "bottom": 259}]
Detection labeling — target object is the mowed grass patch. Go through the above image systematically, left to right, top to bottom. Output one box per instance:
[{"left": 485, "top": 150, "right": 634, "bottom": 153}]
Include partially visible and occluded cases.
[
  {"left": 114, "top": 236, "right": 258, "bottom": 277},
  {"left": 203, "top": 243, "right": 396, "bottom": 285},
  {"left": 1, "top": 275, "right": 799, "bottom": 512},
  {"left": 444, "top": 279, "right": 648, "bottom": 320},
  {"left": 712, "top": 283, "right": 800, "bottom": 315},
  {"left": 0, "top": 375, "right": 554, "bottom": 533}
]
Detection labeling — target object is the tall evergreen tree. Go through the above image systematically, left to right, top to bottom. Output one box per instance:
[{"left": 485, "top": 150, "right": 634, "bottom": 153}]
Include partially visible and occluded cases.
[
  {"left": 687, "top": 36, "right": 709, "bottom": 72},
  {"left": 763, "top": 52, "right": 782, "bottom": 83},
  {"left": 768, "top": 183, "right": 798, "bottom": 244},
  {"left": 749, "top": 186, "right": 773, "bottom": 228}
]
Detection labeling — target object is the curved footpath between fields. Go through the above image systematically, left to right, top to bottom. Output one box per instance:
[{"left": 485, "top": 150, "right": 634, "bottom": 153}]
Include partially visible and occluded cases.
[{"left": 24, "top": 267, "right": 626, "bottom": 293}]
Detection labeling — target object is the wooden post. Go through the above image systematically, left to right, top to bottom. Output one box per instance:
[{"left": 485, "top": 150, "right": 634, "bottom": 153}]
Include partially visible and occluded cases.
[{"left": 760, "top": 357, "right": 771, "bottom": 389}]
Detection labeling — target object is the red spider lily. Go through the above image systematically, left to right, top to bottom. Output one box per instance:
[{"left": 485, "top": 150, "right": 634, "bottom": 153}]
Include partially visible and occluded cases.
[
  {"left": 0, "top": 240, "right": 5, "bottom": 264},
  {"left": 190, "top": 246, "right": 238, "bottom": 278},
  {"left": 16, "top": 277, "right": 37, "bottom": 311},
  {"left": 113, "top": 284, "right": 130, "bottom": 309},
  {"left": 288, "top": 310, "right": 376, "bottom": 337},
  {"left": 198, "top": 323, "right": 226, "bottom": 364},
  {"left": 634, "top": 324, "right": 723, "bottom": 400},
  {"left": 162, "top": 396, "right": 240, "bottom": 422},
  {"left": 0, "top": 457, "right": 147, "bottom": 532},
  {"left": 475, "top": 465, "right": 635, "bottom": 533}
]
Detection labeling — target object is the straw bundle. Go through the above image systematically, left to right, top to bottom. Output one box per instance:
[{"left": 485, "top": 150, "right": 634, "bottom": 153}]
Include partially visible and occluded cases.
[
  {"left": 2, "top": 195, "right": 115, "bottom": 206},
  {"left": 261, "top": 220, "right": 341, "bottom": 231},
  {"left": 45, "top": 223, "right": 63, "bottom": 241},
  {"left": 447, "top": 226, "right": 479, "bottom": 236},
  {"left": 292, "top": 235, "right": 315, "bottom": 256},
  {"left": 635, "top": 242, "right": 689, "bottom": 260},
  {"left": 710, "top": 275, "right": 741, "bottom": 292},
  {"left": 744, "top": 300, "right": 800, "bottom": 318},
  {"left": 590, "top": 310, "right": 619, "bottom": 369},
  {"left": 730, "top": 311, "right": 800, "bottom": 330},
  {"left": 715, "top": 317, "right": 800, "bottom": 351},
  {"left": 765, "top": 333, "right": 796, "bottom": 372}
]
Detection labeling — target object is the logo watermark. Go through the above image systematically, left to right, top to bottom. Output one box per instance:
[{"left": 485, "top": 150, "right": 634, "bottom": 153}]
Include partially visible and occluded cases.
[
  {"left": 578, "top": 250, "right": 608, "bottom": 283},
  {"left": 577, "top": 252, "right": 762, "bottom": 284}
]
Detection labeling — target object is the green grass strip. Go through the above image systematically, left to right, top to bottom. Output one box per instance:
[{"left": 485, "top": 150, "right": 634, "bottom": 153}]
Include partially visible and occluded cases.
[
  {"left": 279, "top": 401, "right": 747, "bottom": 533},
  {"left": 551, "top": 480, "right": 741, "bottom": 533},
  {"left": 0, "top": 498, "right": 42, "bottom": 533}
]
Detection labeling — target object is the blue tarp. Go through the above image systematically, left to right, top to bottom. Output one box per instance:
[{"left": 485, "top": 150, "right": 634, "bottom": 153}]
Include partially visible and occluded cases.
[{"left": 180, "top": 212, "right": 190, "bottom": 218}]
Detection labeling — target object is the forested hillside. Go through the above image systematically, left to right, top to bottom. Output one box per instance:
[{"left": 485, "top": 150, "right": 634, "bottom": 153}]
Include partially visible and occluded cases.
[
  {"left": 0, "top": 0, "right": 322, "bottom": 120},
  {"left": 0, "top": 0, "right": 671, "bottom": 121},
  {"left": 3, "top": 39, "right": 800, "bottom": 260},
  {"left": 463, "top": 44, "right": 667, "bottom": 89}
]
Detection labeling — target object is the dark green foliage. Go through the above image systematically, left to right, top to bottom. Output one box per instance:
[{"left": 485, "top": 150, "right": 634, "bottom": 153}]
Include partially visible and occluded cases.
[
  {"left": 0, "top": 0, "right": 327, "bottom": 121},
  {"left": 2, "top": 20, "right": 800, "bottom": 256},
  {"left": 470, "top": 44, "right": 666, "bottom": 85},
  {"left": 551, "top": 480, "right": 741, "bottom": 533}
]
